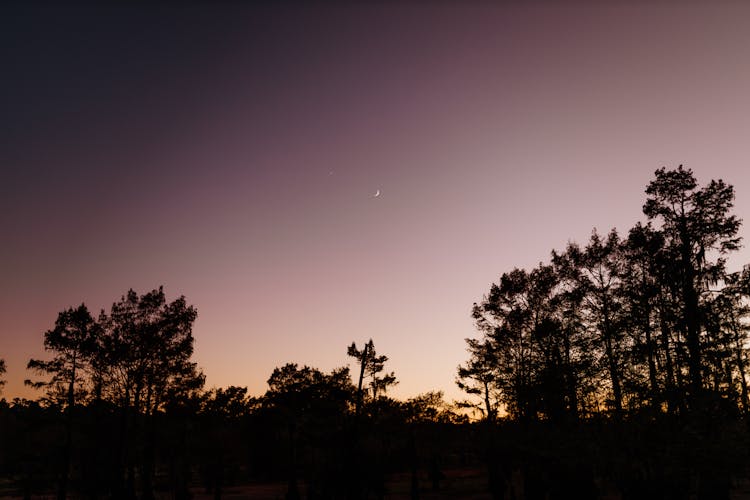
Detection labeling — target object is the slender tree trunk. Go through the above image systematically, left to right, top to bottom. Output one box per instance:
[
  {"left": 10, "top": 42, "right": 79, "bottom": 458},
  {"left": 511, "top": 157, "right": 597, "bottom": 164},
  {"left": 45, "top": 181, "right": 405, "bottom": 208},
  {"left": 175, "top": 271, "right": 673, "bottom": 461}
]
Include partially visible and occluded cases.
[
  {"left": 680, "top": 234, "right": 703, "bottom": 403},
  {"left": 640, "top": 272, "right": 660, "bottom": 406},
  {"left": 641, "top": 301, "right": 660, "bottom": 411},
  {"left": 658, "top": 301, "right": 677, "bottom": 414},
  {"left": 601, "top": 303, "right": 623, "bottom": 415},
  {"left": 644, "top": 322, "right": 659, "bottom": 405},
  {"left": 673, "top": 326, "right": 688, "bottom": 411},
  {"left": 563, "top": 329, "right": 579, "bottom": 421},
  {"left": 734, "top": 330, "right": 749, "bottom": 413},
  {"left": 604, "top": 334, "right": 623, "bottom": 415},
  {"left": 347, "top": 343, "right": 370, "bottom": 500},
  {"left": 355, "top": 343, "right": 370, "bottom": 420},
  {"left": 59, "top": 359, "right": 76, "bottom": 500},
  {"left": 725, "top": 362, "right": 734, "bottom": 397},
  {"left": 483, "top": 381, "right": 494, "bottom": 423},
  {"left": 126, "top": 386, "right": 141, "bottom": 500},
  {"left": 141, "top": 386, "right": 155, "bottom": 500},
  {"left": 116, "top": 389, "right": 130, "bottom": 500},
  {"left": 409, "top": 427, "right": 419, "bottom": 500}
]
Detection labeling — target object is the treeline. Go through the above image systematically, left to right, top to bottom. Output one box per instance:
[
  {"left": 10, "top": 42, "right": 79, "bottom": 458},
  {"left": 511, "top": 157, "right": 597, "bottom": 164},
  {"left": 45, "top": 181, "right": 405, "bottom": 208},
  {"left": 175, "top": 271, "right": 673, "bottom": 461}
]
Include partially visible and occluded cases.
[
  {"left": 3, "top": 166, "right": 750, "bottom": 499},
  {"left": 450, "top": 166, "right": 750, "bottom": 500},
  {"left": 459, "top": 166, "right": 750, "bottom": 422},
  {"left": 0, "top": 299, "right": 464, "bottom": 500}
]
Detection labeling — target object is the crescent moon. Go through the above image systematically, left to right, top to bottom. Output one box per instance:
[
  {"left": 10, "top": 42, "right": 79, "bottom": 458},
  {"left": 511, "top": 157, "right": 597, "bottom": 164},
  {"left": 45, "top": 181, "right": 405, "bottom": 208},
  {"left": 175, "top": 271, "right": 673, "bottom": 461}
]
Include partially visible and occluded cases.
[{"left": 374, "top": 189, "right": 381, "bottom": 197}]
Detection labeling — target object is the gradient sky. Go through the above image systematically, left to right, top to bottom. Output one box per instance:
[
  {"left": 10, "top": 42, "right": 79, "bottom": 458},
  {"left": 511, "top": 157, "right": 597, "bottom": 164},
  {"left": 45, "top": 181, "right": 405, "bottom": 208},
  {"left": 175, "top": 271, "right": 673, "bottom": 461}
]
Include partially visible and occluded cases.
[{"left": 3, "top": 2, "right": 750, "bottom": 403}]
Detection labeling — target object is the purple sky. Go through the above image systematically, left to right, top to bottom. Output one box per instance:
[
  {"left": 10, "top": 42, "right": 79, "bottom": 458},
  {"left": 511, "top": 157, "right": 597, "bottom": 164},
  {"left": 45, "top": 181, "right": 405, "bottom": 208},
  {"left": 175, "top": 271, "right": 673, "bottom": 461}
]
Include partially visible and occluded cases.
[{"left": 3, "top": 2, "right": 750, "bottom": 403}]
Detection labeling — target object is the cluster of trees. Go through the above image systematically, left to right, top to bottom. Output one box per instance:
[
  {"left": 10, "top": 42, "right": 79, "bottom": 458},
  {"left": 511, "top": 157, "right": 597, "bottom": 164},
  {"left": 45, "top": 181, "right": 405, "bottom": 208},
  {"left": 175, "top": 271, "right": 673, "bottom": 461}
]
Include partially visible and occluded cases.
[
  {"left": 4, "top": 166, "right": 750, "bottom": 499},
  {"left": 459, "top": 166, "right": 749, "bottom": 423},
  {"left": 9, "top": 288, "right": 204, "bottom": 500},
  {"left": 0, "top": 293, "right": 463, "bottom": 500}
]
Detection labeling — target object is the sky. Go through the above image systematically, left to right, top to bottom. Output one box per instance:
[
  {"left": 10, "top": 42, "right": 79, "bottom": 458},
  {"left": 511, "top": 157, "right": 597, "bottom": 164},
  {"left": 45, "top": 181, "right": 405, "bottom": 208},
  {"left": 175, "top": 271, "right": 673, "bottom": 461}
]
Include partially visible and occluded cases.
[{"left": 3, "top": 1, "right": 750, "bottom": 403}]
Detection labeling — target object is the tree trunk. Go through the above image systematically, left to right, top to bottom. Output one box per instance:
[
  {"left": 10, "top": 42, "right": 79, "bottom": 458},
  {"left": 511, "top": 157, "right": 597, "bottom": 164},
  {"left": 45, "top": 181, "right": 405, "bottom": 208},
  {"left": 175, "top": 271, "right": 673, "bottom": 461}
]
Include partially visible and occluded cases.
[
  {"left": 680, "top": 233, "right": 703, "bottom": 403},
  {"left": 658, "top": 301, "right": 678, "bottom": 414},
  {"left": 601, "top": 302, "right": 623, "bottom": 416},
  {"left": 645, "top": 326, "right": 659, "bottom": 400},
  {"left": 563, "top": 329, "right": 579, "bottom": 421},
  {"left": 734, "top": 329, "right": 749, "bottom": 413},
  {"left": 604, "top": 335, "right": 623, "bottom": 415},
  {"left": 355, "top": 343, "right": 370, "bottom": 420},
  {"left": 58, "top": 361, "right": 76, "bottom": 500},
  {"left": 483, "top": 381, "right": 494, "bottom": 423},
  {"left": 409, "top": 428, "right": 419, "bottom": 500}
]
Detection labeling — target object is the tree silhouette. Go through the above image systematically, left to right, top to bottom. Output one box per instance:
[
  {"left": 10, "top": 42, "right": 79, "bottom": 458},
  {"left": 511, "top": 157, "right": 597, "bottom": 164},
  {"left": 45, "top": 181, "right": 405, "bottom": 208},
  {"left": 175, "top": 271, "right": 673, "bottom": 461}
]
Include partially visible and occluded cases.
[
  {"left": 643, "top": 165, "right": 741, "bottom": 405},
  {"left": 3, "top": 166, "right": 750, "bottom": 499},
  {"left": 462, "top": 166, "right": 748, "bottom": 421},
  {"left": 619, "top": 222, "right": 665, "bottom": 410},
  {"left": 624, "top": 222, "right": 685, "bottom": 414},
  {"left": 556, "top": 229, "right": 627, "bottom": 416},
  {"left": 470, "top": 265, "right": 581, "bottom": 421},
  {"left": 722, "top": 266, "right": 750, "bottom": 413},
  {"left": 470, "top": 268, "right": 536, "bottom": 420},
  {"left": 703, "top": 270, "right": 750, "bottom": 411},
  {"left": 96, "top": 287, "right": 203, "bottom": 499},
  {"left": 98, "top": 288, "right": 203, "bottom": 415},
  {"left": 20, "top": 290, "right": 203, "bottom": 499},
  {"left": 26, "top": 304, "right": 97, "bottom": 500},
  {"left": 26, "top": 304, "right": 97, "bottom": 406},
  {"left": 456, "top": 337, "right": 500, "bottom": 422},
  {"left": 348, "top": 339, "right": 397, "bottom": 407},
  {"left": 0, "top": 358, "right": 5, "bottom": 394},
  {"left": 263, "top": 363, "right": 354, "bottom": 500},
  {"left": 199, "top": 386, "right": 254, "bottom": 500},
  {"left": 401, "top": 392, "right": 456, "bottom": 499}
]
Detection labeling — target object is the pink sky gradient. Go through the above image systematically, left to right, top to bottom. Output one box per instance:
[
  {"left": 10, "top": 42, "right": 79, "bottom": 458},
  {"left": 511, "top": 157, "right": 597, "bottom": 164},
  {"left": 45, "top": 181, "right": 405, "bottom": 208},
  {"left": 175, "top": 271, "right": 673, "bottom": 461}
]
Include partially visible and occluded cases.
[{"left": 3, "top": 2, "right": 750, "bottom": 404}]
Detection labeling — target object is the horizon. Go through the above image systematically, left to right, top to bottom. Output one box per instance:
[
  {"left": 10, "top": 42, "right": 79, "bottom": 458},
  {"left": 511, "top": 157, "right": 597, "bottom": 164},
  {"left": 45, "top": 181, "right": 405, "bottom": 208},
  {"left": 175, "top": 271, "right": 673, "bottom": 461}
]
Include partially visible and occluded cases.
[{"left": 4, "top": 2, "right": 750, "bottom": 404}]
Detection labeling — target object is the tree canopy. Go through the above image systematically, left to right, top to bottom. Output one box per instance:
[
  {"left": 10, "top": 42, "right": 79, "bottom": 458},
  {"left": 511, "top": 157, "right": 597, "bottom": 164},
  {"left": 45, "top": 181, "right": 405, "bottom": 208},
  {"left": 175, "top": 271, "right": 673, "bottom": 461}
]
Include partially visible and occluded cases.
[{"left": 461, "top": 166, "right": 749, "bottom": 421}]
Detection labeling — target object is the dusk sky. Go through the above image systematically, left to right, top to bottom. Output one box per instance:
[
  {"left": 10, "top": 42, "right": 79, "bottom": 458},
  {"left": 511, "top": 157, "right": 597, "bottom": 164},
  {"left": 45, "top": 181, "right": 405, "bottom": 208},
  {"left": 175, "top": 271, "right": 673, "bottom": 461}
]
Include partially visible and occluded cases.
[{"left": 3, "top": 2, "right": 750, "bottom": 403}]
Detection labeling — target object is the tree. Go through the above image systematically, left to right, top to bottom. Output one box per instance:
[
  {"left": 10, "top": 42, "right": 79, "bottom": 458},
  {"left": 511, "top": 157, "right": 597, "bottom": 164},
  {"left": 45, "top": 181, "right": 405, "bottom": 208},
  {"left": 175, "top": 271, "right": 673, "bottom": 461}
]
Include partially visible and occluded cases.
[
  {"left": 463, "top": 166, "right": 747, "bottom": 420},
  {"left": 643, "top": 166, "right": 742, "bottom": 403},
  {"left": 620, "top": 223, "right": 665, "bottom": 410},
  {"left": 555, "top": 229, "right": 627, "bottom": 415},
  {"left": 549, "top": 253, "right": 595, "bottom": 419},
  {"left": 469, "top": 265, "right": 581, "bottom": 422},
  {"left": 732, "top": 266, "right": 750, "bottom": 413},
  {"left": 470, "top": 268, "right": 534, "bottom": 420},
  {"left": 703, "top": 271, "right": 750, "bottom": 412},
  {"left": 95, "top": 287, "right": 204, "bottom": 500},
  {"left": 98, "top": 287, "right": 203, "bottom": 416},
  {"left": 26, "top": 304, "right": 98, "bottom": 500},
  {"left": 26, "top": 304, "right": 97, "bottom": 406},
  {"left": 456, "top": 338, "right": 501, "bottom": 422},
  {"left": 347, "top": 339, "right": 397, "bottom": 412},
  {"left": 0, "top": 358, "right": 6, "bottom": 394},
  {"left": 263, "top": 363, "right": 354, "bottom": 500},
  {"left": 264, "top": 363, "right": 354, "bottom": 423},
  {"left": 202, "top": 386, "right": 252, "bottom": 419},
  {"left": 199, "top": 387, "right": 253, "bottom": 500},
  {"left": 403, "top": 391, "right": 462, "bottom": 425},
  {"left": 401, "top": 392, "right": 460, "bottom": 498}
]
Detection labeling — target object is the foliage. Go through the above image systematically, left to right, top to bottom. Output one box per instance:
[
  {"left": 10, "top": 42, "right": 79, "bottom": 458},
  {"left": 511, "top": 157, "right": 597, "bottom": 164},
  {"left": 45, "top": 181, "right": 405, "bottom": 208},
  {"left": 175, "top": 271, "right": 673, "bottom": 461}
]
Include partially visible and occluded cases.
[
  {"left": 461, "top": 167, "right": 750, "bottom": 421},
  {"left": 26, "top": 304, "right": 98, "bottom": 407},
  {"left": 348, "top": 339, "right": 398, "bottom": 400}
]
